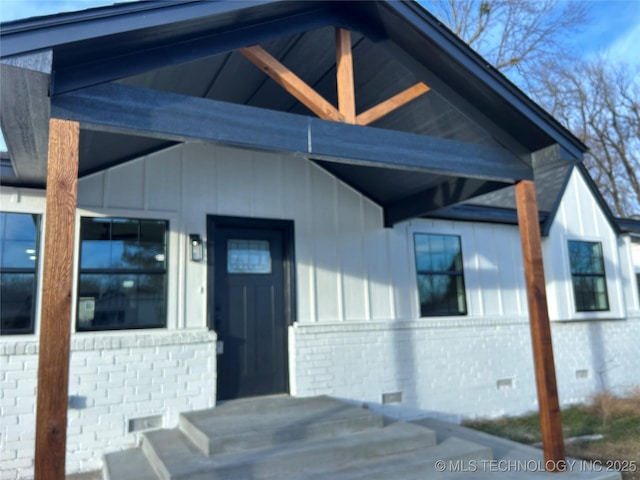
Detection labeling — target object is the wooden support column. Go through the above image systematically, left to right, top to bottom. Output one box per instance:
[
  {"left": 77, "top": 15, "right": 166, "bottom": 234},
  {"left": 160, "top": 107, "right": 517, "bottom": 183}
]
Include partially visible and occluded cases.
[
  {"left": 335, "top": 28, "right": 356, "bottom": 124},
  {"left": 34, "top": 118, "right": 80, "bottom": 480},
  {"left": 515, "top": 180, "right": 565, "bottom": 470}
]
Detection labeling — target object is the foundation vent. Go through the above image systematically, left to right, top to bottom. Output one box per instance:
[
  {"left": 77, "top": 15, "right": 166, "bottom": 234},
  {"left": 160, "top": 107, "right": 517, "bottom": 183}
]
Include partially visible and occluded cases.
[
  {"left": 496, "top": 378, "right": 514, "bottom": 389},
  {"left": 382, "top": 392, "right": 403, "bottom": 404},
  {"left": 128, "top": 414, "right": 163, "bottom": 433}
]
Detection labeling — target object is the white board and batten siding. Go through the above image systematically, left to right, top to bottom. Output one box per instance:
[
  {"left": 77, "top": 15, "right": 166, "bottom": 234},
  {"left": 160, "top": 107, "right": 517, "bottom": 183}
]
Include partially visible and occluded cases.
[
  {"left": 77, "top": 142, "right": 395, "bottom": 327},
  {"left": 543, "top": 169, "right": 628, "bottom": 320},
  {"left": 395, "top": 219, "right": 527, "bottom": 322}
]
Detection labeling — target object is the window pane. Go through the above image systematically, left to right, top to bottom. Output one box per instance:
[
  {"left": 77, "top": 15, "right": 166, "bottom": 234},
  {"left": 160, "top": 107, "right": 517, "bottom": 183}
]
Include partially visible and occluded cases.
[
  {"left": 0, "top": 212, "right": 39, "bottom": 335},
  {"left": 0, "top": 213, "right": 39, "bottom": 269},
  {"left": 77, "top": 217, "right": 168, "bottom": 331},
  {"left": 80, "top": 218, "right": 166, "bottom": 270},
  {"left": 414, "top": 233, "right": 467, "bottom": 317},
  {"left": 415, "top": 234, "right": 462, "bottom": 273},
  {"left": 227, "top": 239, "right": 271, "bottom": 274},
  {"left": 568, "top": 240, "right": 609, "bottom": 312},
  {"left": 568, "top": 241, "right": 605, "bottom": 275},
  {"left": 0, "top": 273, "right": 35, "bottom": 334},
  {"left": 77, "top": 273, "right": 165, "bottom": 330},
  {"left": 417, "top": 273, "right": 467, "bottom": 316}
]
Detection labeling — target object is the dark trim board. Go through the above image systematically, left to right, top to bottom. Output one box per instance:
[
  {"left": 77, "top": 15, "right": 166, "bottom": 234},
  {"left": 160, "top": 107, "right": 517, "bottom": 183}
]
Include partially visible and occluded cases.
[
  {"left": 51, "top": 82, "right": 533, "bottom": 183},
  {"left": 384, "top": 178, "right": 511, "bottom": 227}
]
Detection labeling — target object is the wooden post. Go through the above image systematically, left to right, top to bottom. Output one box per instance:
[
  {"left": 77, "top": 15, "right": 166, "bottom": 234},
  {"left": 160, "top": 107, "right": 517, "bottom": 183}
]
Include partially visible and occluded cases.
[
  {"left": 335, "top": 28, "right": 356, "bottom": 124},
  {"left": 34, "top": 118, "right": 80, "bottom": 480},
  {"left": 515, "top": 180, "right": 565, "bottom": 470}
]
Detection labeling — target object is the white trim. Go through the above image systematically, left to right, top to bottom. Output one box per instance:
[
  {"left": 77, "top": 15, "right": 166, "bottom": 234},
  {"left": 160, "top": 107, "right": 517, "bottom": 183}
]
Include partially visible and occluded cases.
[
  {"left": 0, "top": 193, "right": 46, "bottom": 340},
  {"left": 561, "top": 234, "right": 624, "bottom": 321}
]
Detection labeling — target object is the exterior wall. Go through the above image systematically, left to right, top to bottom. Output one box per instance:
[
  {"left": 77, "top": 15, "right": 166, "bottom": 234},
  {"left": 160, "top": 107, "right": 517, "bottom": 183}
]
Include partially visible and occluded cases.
[
  {"left": 0, "top": 142, "right": 389, "bottom": 478},
  {"left": 76, "top": 142, "right": 390, "bottom": 326},
  {"left": 2, "top": 150, "right": 639, "bottom": 478},
  {"left": 543, "top": 170, "right": 627, "bottom": 320},
  {"left": 291, "top": 183, "right": 640, "bottom": 420},
  {"left": 1, "top": 332, "right": 215, "bottom": 479}
]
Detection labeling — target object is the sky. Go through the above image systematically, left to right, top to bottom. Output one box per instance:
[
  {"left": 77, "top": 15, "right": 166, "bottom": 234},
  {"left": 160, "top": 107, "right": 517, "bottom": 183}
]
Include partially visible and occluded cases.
[{"left": 0, "top": 0, "right": 639, "bottom": 151}]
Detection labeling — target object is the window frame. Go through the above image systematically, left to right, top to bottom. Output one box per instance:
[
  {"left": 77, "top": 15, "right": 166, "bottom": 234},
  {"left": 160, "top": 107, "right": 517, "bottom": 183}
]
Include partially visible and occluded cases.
[
  {"left": 0, "top": 211, "right": 42, "bottom": 336},
  {"left": 75, "top": 215, "right": 170, "bottom": 332},
  {"left": 413, "top": 232, "right": 468, "bottom": 318},
  {"left": 567, "top": 239, "right": 610, "bottom": 313}
]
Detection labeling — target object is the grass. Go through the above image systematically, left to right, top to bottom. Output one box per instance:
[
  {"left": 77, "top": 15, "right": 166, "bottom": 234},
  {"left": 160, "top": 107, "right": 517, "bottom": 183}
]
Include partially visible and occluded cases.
[{"left": 463, "top": 388, "right": 640, "bottom": 480}]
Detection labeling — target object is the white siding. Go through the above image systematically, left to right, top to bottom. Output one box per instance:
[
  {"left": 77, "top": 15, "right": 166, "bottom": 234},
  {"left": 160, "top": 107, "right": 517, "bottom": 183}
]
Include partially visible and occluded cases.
[
  {"left": 77, "top": 143, "right": 390, "bottom": 326},
  {"left": 544, "top": 169, "right": 626, "bottom": 320},
  {"left": 399, "top": 219, "right": 527, "bottom": 320}
]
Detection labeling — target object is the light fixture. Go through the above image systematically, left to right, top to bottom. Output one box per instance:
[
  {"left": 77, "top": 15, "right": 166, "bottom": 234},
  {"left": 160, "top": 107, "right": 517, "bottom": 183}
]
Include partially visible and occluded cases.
[{"left": 189, "top": 234, "right": 203, "bottom": 262}]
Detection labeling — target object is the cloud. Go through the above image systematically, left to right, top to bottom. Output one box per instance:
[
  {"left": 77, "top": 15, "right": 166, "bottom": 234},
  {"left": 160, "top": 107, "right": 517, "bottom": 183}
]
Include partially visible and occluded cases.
[{"left": 606, "top": 21, "right": 640, "bottom": 67}]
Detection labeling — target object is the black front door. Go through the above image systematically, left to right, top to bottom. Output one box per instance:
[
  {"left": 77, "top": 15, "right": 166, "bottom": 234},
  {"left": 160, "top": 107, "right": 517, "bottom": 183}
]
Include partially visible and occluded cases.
[{"left": 209, "top": 217, "right": 292, "bottom": 401}]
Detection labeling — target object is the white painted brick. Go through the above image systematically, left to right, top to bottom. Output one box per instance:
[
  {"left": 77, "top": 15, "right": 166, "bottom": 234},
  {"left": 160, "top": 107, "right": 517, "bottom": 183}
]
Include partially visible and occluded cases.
[
  {"left": 1, "top": 403, "right": 34, "bottom": 416},
  {"left": 0, "top": 469, "right": 18, "bottom": 480}
]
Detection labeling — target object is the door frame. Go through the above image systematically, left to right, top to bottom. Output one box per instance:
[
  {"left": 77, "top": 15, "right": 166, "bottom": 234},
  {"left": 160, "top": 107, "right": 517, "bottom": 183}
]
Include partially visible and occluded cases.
[{"left": 206, "top": 215, "right": 296, "bottom": 397}]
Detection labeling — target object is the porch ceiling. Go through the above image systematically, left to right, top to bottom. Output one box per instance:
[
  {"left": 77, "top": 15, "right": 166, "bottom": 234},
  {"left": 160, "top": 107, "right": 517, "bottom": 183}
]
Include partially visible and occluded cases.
[{"left": 0, "top": 0, "right": 586, "bottom": 223}]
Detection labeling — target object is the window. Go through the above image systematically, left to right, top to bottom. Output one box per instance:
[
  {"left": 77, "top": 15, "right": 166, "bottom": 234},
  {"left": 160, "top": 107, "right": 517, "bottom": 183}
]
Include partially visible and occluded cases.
[
  {"left": 0, "top": 212, "right": 40, "bottom": 335},
  {"left": 77, "top": 217, "right": 168, "bottom": 331},
  {"left": 414, "top": 233, "right": 467, "bottom": 316},
  {"left": 227, "top": 239, "right": 271, "bottom": 274},
  {"left": 568, "top": 240, "right": 609, "bottom": 312}
]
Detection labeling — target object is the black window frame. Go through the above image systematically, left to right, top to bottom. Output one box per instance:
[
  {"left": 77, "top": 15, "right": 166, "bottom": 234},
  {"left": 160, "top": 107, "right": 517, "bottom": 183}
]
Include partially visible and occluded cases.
[
  {"left": 0, "top": 211, "right": 41, "bottom": 335},
  {"left": 76, "top": 216, "right": 169, "bottom": 332},
  {"left": 413, "top": 233, "right": 468, "bottom": 317},
  {"left": 567, "top": 240, "right": 610, "bottom": 312}
]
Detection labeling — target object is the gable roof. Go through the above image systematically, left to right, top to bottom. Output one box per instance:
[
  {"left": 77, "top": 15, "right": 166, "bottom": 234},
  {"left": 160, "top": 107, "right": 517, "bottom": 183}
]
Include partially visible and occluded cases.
[
  {"left": 0, "top": 0, "right": 587, "bottom": 224},
  {"left": 429, "top": 163, "right": 625, "bottom": 236}
]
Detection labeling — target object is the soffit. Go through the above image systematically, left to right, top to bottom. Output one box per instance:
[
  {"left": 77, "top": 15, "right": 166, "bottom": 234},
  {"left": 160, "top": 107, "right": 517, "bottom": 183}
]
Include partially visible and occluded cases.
[{"left": 0, "top": 0, "right": 583, "bottom": 222}]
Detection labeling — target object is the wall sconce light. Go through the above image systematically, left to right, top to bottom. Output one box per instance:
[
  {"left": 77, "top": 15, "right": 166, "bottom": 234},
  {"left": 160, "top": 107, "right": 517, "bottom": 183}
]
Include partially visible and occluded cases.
[{"left": 189, "top": 234, "right": 203, "bottom": 262}]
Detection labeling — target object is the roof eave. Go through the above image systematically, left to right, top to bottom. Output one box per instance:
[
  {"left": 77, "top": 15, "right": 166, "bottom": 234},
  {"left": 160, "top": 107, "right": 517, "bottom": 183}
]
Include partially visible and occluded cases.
[{"left": 386, "top": 1, "right": 587, "bottom": 159}]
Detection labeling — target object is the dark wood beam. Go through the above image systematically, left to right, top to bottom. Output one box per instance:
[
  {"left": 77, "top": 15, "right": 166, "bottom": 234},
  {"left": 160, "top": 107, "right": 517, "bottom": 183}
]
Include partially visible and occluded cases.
[
  {"left": 335, "top": 28, "right": 356, "bottom": 124},
  {"left": 240, "top": 45, "right": 345, "bottom": 122},
  {"left": 0, "top": 52, "right": 53, "bottom": 184},
  {"left": 356, "top": 82, "right": 430, "bottom": 126},
  {"left": 51, "top": 83, "right": 533, "bottom": 183},
  {"left": 34, "top": 118, "right": 80, "bottom": 480},
  {"left": 384, "top": 178, "right": 510, "bottom": 226},
  {"left": 515, "top": 179, "right": 565, "bottom": 469}
]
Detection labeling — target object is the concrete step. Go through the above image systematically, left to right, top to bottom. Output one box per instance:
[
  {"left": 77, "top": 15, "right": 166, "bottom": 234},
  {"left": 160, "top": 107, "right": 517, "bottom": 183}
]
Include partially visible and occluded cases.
[
  {"left": 179, "top": 395, "right": 385, "bottom": 455},
  {"left": 142, "top": 420, "right": 438, "bottom": 480},
  {"left": 293, "top": 435, "right": 493, "bottom": 480},
  {"left": 103, "top": 447, "right": 159, "bottom": 480}
]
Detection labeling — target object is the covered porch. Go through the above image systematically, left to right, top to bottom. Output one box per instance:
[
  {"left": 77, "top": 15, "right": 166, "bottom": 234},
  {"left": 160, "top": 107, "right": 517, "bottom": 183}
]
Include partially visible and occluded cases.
[{"left": 0, "top": 1, "right": 587, "bottom": 477}]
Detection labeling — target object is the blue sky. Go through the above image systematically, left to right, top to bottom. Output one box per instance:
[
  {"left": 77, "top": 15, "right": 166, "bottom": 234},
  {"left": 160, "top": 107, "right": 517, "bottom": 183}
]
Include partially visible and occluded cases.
[{"left": 0, "top": 0, "right": 639, "bottom": 151}]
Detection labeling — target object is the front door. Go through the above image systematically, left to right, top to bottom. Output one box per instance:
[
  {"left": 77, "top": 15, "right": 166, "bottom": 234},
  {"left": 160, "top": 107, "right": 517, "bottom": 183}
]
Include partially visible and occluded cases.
[{"left": 208, "top": 217, "right": 292, "bottom": 401}]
